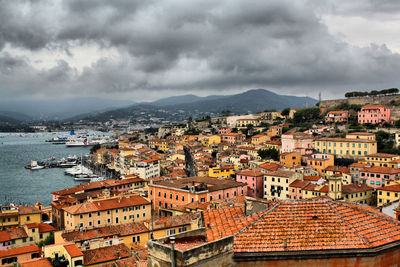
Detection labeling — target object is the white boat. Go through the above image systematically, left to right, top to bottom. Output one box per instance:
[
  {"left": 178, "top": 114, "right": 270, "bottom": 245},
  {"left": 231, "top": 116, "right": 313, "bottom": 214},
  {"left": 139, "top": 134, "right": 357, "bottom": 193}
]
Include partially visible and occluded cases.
[{"left": 30, "top": 160, "right": 44, "bottom": 170}]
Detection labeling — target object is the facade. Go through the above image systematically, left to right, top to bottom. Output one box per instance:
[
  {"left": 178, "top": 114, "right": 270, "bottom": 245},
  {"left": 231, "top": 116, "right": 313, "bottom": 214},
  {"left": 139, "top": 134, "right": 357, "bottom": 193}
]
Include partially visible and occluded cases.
[
  {"left": 358, "top": 104, "right": 391, "bottom": 124},
  {"left": 325, "top": 110, "right": 349, "bottom": 123},
  {"left": 280, "top": 132, "right": 313, "bottom": 156},
  {"left": 219, "top": 133, "right": 245, "bottom": 144},
  {"left": 251, "top": 134, "right": 269, "bottom": 146},
  {"left": 313, "top": 136, "right": 377, "bottom": 158},
  {"left": 263, "top": 140, "right": 281, "bottom": 151},
  {"left": 280, "top": 151, "right": 301, "bottom": 168},
  {"left": 307, "top": 153, "right": 334, "bottom": 174},
  {"left": 361, "top": 153, "right": 400, "bottom": 167},
  {"left": 129, "top": 158, "right": 160, "bottom": 179},
  {"left": 208, "top": 164, "right": 237, "bottom": 179},
  {"left": 360, "top": 166, "right": 400, "bottom": 189},
  {"left": 236, "top": 169, "right": 265, "bottom": 198},
  {"left": 263, "top": 171, "right": 301, "bottom": 200},
  {"left": 148, "top": 177, "right": 247, "bottom": 213},
  {"left": 288, "top": 179, "right": 310, "bottom": 200},
  {"left": 377, "top": 183, "right": 400, "bottom": 206},
  {"left": 342, "top": 184, "right": 374, "bottom": 205},
  {"left": 62, "top": 196, "right": 151, "bottom": 231},
  {"left": 0, "top": 206, "right": 42, "bottom": 229},
  {"left": 43, "top": 243, "right": 84, "bottom": 267},
  {"left": 0, "top": 245, "right": 40, "bottom": 266}
]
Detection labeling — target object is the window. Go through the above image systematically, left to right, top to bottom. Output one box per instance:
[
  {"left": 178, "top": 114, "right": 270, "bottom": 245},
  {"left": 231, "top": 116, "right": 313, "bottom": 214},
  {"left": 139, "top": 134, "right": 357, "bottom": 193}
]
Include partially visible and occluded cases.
[
  {"left": 107, "top": 210, "right": 111, "bottom": 215},
  {"left": 97, "top": 211, "right": 101, "bottom": 216},
  {"left": 88, "top": 213, "right": 92, "bottom": 218},
  {"left": 26, "top": 216, "right": 30, "bottom": 221},
  {"left": 97, "top": 220, "right": 101, "bottom": 225},
  {"left": 89, "top": 221, "right": 92, "bottom": 226},
  {"left": 22, "top": 238, "right": 26, "bottom": 243}
]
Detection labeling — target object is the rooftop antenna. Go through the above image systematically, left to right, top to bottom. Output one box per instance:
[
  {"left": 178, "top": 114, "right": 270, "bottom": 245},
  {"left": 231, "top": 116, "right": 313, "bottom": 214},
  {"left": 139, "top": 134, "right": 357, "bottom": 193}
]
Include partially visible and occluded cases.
[{"left": 318, "top": 92, "right": 321, "bottom": 103}]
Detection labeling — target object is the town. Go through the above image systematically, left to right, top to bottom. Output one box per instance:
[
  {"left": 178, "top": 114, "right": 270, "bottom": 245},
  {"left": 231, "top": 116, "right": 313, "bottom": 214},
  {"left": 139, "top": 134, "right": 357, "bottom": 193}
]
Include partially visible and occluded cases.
[{"left": 3, "top": 91, "right": 400, "bottom": 266}]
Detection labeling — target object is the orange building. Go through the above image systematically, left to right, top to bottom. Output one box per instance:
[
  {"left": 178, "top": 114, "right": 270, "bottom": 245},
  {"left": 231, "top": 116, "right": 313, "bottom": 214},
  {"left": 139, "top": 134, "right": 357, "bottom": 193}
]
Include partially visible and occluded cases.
[
  {"left": 280, "top": 151, "right": 301, "bottom": 168},
  {"left": 307, "top": 153, "right": 334, "bottom": 174}
]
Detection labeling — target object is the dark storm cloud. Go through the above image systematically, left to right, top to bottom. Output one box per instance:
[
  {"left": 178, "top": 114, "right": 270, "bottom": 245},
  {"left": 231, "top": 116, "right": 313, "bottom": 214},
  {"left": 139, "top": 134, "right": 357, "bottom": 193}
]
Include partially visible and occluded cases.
[{"left": 0, "top": 0, "right": 400, "bottom": 99}]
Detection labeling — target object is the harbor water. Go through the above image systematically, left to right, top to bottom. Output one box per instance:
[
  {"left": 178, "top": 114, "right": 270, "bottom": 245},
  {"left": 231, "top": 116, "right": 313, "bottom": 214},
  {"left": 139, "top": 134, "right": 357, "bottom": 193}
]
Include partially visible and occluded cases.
[{"left": 0, "top": 132, "right": 95, "bottom": 206}]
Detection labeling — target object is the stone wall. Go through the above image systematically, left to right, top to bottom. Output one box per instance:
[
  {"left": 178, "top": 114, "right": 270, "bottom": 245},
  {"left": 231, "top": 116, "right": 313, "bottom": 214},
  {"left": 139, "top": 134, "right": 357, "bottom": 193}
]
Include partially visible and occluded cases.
[{"left": 320, "top": 95, "right": 400, "bottom": 109}]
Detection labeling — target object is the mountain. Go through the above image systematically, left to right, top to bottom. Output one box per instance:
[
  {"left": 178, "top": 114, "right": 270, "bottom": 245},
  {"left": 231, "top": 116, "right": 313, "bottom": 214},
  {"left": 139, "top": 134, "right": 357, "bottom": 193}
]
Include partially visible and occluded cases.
[
  {"left": 73, "top": 89, "right": 317, "bottom": 122},
  {"left": 150, "top": 94, "right": 225, "bottom": 106},
  {"left": 0, "top": 98, "right": 136, "bottom": 120},
  {"left": 0, "top": 111, "right": 32, "bottom": 122}
]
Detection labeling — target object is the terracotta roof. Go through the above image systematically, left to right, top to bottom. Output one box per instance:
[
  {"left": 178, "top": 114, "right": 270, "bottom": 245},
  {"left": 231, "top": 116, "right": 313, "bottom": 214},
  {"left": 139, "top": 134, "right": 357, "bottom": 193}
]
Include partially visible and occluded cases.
[
  {"left": 362, "top": 104, "right": 386, "bottom": 109},
  {"left": 327, "top": 110, "right": 348, "bottom": 114},
  {"left": 316, "top": 137, "right": 376, "bottom": 143},
  {"left": 365, "top": 153, "right": 399, "bottom": 158},
  {"left": 259, "top": 162, "right": 282, "bottom": 172},
  {"left": 350, "top": 163, "right": 367, "bottom": 168},
  {"left": 325, "top": 166, "right": 350, "bottom": 174},
  {"left": 361, "top": 166, "right": 400, "bottom": 175},
  {"left": 237, "top": 169, "right": 265, "bottom": 177},
  {"left": 265, "top": 170, "right": 295, "bottom": 178},
  {"left": 303, "top": 176, "right": 323, "bottom": 182},
  {"left": 151, "top": 177, "right": 246, "bottom": 192},
  {"left": 289, "top": 179, "right": 310, "bottom": 189},
  {"left": 342, "top": 184, "right": 373, "bottom": 194},
  {"left": 377, "top": 184, "right": 400, "bottom": 192},
  {"left": 63, "top": 196, "right": 150, "bottom": 215},
  {"left": 234, "top": 198, "right": 400, "bottom": 252},
  {"left": 203, "top": 207, "right": 267, "bottom": 242},
  {"left": 26, "top": 223, "right": 55, "bottom": 233},
  {"left": 64, "top": 243, "right": 83, "bottom": 258},
  {"left": 83, "top": 244, "right": 130, "bottom": 265},
  {"left": 0, "top": 245, "right": 39, "bottom": 258},
  {"left": 20, "top": 258, "right": 53, "bottom": 267}
]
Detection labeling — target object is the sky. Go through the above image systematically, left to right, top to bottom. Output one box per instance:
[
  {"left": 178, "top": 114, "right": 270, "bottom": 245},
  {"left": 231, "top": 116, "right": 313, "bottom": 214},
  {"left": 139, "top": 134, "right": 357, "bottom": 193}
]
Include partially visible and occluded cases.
[{"left": 1, "top": 0, "right": 400, "bottom": 102}]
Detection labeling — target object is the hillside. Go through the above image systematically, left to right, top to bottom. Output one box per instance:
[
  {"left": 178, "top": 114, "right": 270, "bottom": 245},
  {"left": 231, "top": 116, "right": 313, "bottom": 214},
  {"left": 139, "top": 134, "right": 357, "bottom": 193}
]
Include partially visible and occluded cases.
[{"left": 73, "top": 89, "right": 317, "bottom": 122}]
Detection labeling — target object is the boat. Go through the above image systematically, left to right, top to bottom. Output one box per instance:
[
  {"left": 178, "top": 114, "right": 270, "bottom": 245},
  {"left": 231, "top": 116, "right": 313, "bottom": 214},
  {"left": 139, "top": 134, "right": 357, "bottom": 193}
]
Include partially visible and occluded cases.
[{"left": 30, "top": 160, "right": 44, "bottom": 170}]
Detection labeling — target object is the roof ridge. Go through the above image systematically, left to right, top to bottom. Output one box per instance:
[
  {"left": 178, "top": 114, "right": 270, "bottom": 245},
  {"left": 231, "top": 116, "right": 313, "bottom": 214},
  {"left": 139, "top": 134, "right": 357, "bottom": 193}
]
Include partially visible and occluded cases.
[
  {"left": 233, "top": 201, "right": 281, "bottom": 238},
  {"left": 327, "top": 201, "right": 372, "bottom": 248}
]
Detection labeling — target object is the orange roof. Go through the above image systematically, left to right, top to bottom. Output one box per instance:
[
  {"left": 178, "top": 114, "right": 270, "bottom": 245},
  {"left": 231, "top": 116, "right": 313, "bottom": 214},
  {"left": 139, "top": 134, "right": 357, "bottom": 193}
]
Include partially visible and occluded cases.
[
  {"left": 362, "top": 104, "right": 386, "bottom": 109},
  {"left": 327, "top": 110, "right": 348, "bottom": 114},
  {"left": 366, "top": 153, "right": 399, "bottom": 158},
  {"left": 142, "top": 158, "right": 159, "bottom": 163},
  {"left": 259, "top": 162, "right": 282, "bottom": 172},
  {"left": 350, "top": 162, "right": 367, "bottom": 168},
  {"left": 361, "top": 166, "right": 400, "bottom": 175},
  {"left": 237, "top": 169, "right": 265, "bottom": 177},
  {"left": 265, "top": 170, "right": 295, "bottom": 178},
  {"left": 303, "top": 176, "right": 324, "bottom": 182},
  {"left": 289, "top": 179, "right": 310, "bottom": 189},
  {"left": 342, "top": 184, "right": 373, "bottom": 193},
  {"left": 377, "top": 184, "right": 400, "bottom": 192},
  {"left": 63, "top": 196, "right": 150, "bottom": 215},
  {"left": 234, "top": 198, "right": 400, "bottom": 253},
  {"left": 203, "top": 207, "right": 267, "bottom": 242},
  {"left": 64, "top": 243, "right": 83, "bottom": 258},
  {"left": 83, "top": 244, "right": 130, "bottom": 265},
  {"left": 0, "top": 245, "right": 39, "bottom": 258},
  {"left": 20, "top": 258, "right": 53, "bottom": 267}
]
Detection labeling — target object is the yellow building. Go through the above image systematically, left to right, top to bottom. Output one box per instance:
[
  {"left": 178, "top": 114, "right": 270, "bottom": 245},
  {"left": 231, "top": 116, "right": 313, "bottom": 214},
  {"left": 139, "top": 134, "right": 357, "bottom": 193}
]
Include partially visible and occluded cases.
[
  {"left": 236, "top": 119, "right": 261, "bottom": 128},
  {"left": 346, "top": 132, "right": 376, "bottom": 140},
  {"left": 251, "top": 134, "right": 270, "bottom": 146},
  {"left": 208, "top": 135, "right": 221, "bottom": 145},
  {"left": 313, "top": 136, "right": 377, "bottom": 158},
  {"left": 148, "top": 139, "right": 171, "bottom": 153},
  {"left": 263, "top": 141, "right": 282, "bottom": 151},
  {"left": 280, "top": 151, "right": 301, "bottom": 168},
  {"left": 361, "top": 153, "right": 400, "bottom": 168},
  {"left": 208, "top": 164, "right": 237, "bottom": 179},
  {"left": 264, "top": 171, "right": 301, "bottom": 200},
  {"left": 301, "top": 183, "right": 328, "bottom": 199},
  {"left": 377, "top": 183, "right": 400, "bottom": 206},
  {"left": 342, "top": 184, "right": 374, "bottom": 205},
  {"left": 62, "top": 196, "right": 151, "bottom": 231},
  {"left": 0, "top": 205, "right": 42, "bottom": 228},
  {"left": 43, "top": 243, "right": 84, "bottom": 267}
]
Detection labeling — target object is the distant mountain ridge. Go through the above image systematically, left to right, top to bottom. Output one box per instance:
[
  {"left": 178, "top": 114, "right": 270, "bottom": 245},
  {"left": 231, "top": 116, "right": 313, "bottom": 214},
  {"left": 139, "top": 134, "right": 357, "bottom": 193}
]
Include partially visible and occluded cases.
[{"left": 73, "top": 89, "right": 317, "bottom": 122}]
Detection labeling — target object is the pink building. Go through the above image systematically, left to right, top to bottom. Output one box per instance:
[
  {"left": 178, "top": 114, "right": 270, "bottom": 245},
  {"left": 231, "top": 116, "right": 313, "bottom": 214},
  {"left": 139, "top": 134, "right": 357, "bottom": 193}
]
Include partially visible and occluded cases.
[
  {"left": 358, "top": 105, "right": 391, "bottom": 124},
  {"left": 326, "top": 110, "right": 349, "bottom": 123},
  {"left": 218, "top": 128, "right": 232, "bottom": 134},
  {"left": 281, "top": 132, "right": 314, "bottom": 156},
  {"left": 220, "top": 133, "right": 245, "bottom": 144},
  {"left": 360, "top": 166, "right": 400, "bottom": 188},
  {"left": 236, "top": 169, "right": 265, "bottom": 198},
  {"left": 289, "top": 179, "right": 310, "bottom": 200}
]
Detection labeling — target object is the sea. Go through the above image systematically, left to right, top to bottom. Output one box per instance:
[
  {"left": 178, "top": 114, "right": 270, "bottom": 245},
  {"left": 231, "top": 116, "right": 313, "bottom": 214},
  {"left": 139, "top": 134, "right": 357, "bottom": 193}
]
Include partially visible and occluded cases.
[{"left": 0, "top": 132, "right": 105, "bottom": 206}]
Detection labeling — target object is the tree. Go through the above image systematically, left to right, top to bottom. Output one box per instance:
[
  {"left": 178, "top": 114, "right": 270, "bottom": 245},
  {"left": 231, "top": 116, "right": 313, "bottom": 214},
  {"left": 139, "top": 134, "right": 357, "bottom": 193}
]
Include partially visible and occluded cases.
[
  {"left": 293, "top": 107, "right": 322, "bottom": 124},
  {"left": 281, "top": 108, "right": 290, "bottom": 117},
  {"left": 90, "top": 144, "right": 101, "bottom": 154},
  {"left": 258, "top": 148, "right": 279, "bottom": 161},
  {"left": 37, "top": 232, "right": 54, "bottom": 248}
]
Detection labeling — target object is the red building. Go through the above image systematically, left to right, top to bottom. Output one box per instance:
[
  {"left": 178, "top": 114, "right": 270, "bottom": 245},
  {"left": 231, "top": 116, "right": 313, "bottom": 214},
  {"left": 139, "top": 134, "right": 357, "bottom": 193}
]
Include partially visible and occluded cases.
[
  {"left": 358, "top": 104, "right": 391, "bottom": 124},
  {"left": 148, "top": 177, "right": 247, "bottom": 214}
]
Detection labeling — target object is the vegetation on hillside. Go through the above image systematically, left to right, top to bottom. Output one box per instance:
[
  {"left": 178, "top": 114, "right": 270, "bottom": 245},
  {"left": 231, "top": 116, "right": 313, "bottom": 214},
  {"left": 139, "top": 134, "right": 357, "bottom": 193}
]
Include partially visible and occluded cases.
[{"left": 345, "top": 88, "right": 398, "bottom": 98}]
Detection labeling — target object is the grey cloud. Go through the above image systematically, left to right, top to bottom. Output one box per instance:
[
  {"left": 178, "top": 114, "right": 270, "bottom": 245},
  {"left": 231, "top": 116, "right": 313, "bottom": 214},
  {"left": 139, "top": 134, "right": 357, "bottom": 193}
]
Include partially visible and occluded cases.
[{"left": 0, "top": 0, "right": 400, "bottom": 100}]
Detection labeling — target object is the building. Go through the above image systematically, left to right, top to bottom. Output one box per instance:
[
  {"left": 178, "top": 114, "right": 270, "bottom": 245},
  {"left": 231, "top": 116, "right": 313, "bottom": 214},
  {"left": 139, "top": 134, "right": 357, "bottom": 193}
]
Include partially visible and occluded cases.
[
  {"left": 358, "top": 104, "right": 391, "bottom": 124},
  {"left": 325, "top": 110, "right": 349, "bottom": 123},
  {"left": 236, "top": 119, "right": 261, "bottom": 128},
  {"left": 280, "top": 132, "right": 313, "bottom": 156},
  {"left": 219, "top": 133, "right": 245, "bottom": 144},
  {"left": 251, "top": 134, "right": 269, "bottom": 146},
  {"left": 313, "top": 135, "right": 377, "bottom": 158},
  {"left": 148, "top": 139, "right": 171, "bottom": 152},
  {"left": 263, "top": 140, "right": 282, "bottom": 151},
  {"left": 280, "top": 151, "right": 301, "bottom": 168},
  {"left": 306, "top": 153, "right": 334, "bottom": 174},
  {"left": 361, "top": 153, "right": 400, "bottom": 167},
  {"left": 129, "top": 158, "right": 160, "bottom": 179},
  {"left": 349, "top": 162, "right": 368, "bottom": 184},
  {"left": 208, "top": 164, "right": 237, "bottom": 179},
  {"left": 360, "top": 166, "right": 400, "bottom": 188},
  {"left": 236, "top": 169, "right": 265, "bottom": 198},
  {"left": 263, "top": 171, "right": 301, "bottom": 200},
  {"left": 148, "top": 177, "right": 247, "bottom": 214},
  {"left": 288, "top": 179, "right": 310, "bottom": 200},
  {"left": 342, "top": 183, "right": 374, "bottom": 205},
  {"left": 377, "top": 183, "right": 400, "bottom": 206},
  {"left": 62, "top": 196, "right": 151, "bottom": 231},
  {"left": 233, "top": 198, "right": 400, "bottom": 266},
  {"left": 0, "top": 206, "right": 42, "bottom": 228},
  {"left": 43, "top": 243, "right": 83, "bottom": 267},
  {"left": 0, "top": 245, "right": 40, "bottom": 266}
]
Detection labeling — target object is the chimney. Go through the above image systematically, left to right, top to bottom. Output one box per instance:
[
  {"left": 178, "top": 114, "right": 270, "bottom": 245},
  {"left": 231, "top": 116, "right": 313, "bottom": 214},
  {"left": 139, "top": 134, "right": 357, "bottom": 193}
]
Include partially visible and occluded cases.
[{"left": 244, "top": 201, "right": 247, "bottom": 216}]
